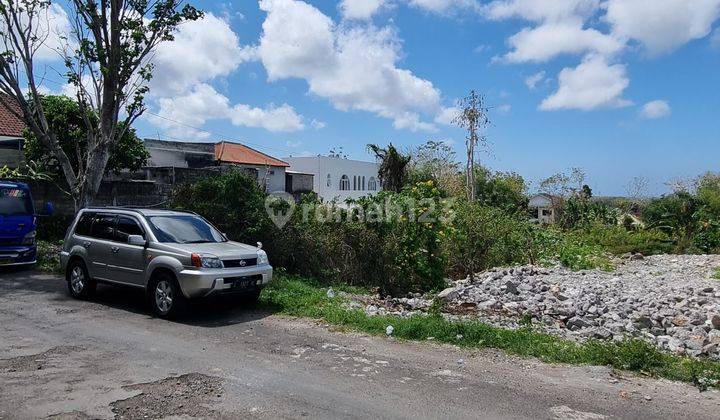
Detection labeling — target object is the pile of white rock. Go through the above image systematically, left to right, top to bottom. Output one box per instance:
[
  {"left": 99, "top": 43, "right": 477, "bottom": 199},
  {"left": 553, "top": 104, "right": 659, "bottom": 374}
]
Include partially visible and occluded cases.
[{"left": 361, "top": 254, "right": 720, "bottom": 359}]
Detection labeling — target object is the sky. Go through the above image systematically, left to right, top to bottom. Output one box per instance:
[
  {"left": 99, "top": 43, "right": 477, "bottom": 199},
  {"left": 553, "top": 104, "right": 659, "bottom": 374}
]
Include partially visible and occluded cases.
[{"left": 18, "top": 0, "right": 720, "bottom": 196}]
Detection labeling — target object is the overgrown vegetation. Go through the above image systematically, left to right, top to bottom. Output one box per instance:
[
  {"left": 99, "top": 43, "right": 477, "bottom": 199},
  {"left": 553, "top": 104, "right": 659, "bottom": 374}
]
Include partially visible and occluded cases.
[
  {"left": 170, "top": 166, "right": 719, "bottom": 295},
  {"left": 643, "top": 173, "right": 720, "bottom": 254},
  {"left": 36, "top": 241, "right": 62, "bottom": 274},
  {"left": 261, "top": 273, "right": 720, "bottom": 388}
]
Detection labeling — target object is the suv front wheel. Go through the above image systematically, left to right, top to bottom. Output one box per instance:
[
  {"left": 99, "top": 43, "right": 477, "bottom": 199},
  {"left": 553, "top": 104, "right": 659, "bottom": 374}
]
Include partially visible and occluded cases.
[
  {"left": 66, "top": 259, "right": 96, "bottom": 299},
  {"left": 149, "top": 272, "right": 186, "bottom": 319}
]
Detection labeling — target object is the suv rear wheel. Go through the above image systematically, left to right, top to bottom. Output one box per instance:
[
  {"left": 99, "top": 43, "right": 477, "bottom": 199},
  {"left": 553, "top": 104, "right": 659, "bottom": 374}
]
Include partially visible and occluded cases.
[
  {"left": 66, "top": 259, "right": 96, "bottom": 299},
  {"left": 149, "top": 272, "right": 186, "bottom": 319}
]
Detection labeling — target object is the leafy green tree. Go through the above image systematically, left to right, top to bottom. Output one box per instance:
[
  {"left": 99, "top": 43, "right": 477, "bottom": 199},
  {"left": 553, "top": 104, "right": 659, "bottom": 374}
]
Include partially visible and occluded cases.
[
  {"left": 0, "top": 0, "right": 201, "bottom": 211},
  {"left": 23, "top": 96, "right": 148, "bottom": 180},
  {"left": 407, "top": 140, "right": 462, "bottom": 195},
  {"left": 367, "top": 143, "right": 411, "bottom": 193},
  {"left": 474, "top": 167, "right": 528, "bottom": 213}
]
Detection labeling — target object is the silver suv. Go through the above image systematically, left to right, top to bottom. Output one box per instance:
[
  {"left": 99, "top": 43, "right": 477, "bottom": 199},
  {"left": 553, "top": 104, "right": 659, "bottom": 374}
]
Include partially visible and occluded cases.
[{"left": 60, "top": 208, "right": 272, "bottom": 318}]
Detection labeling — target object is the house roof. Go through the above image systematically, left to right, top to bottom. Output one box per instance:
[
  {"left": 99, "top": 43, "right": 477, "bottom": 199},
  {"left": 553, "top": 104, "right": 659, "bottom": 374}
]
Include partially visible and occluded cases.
[
  {"left": 0, "top": 95, "right": 26, "bottom": 138},
  {"left": 214, "top": 141, "right": 289, "bottom": 167}
]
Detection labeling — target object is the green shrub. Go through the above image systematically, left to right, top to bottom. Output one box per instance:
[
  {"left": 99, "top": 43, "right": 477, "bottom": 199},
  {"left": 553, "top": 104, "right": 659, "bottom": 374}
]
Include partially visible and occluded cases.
[
  {"left": 170, "top": 169, "right": 272, "bottom": 244},
  {"left": 268, "top": 181, "right": 447, "bottom": 295},
  {"left": 560, "top": 197, "right": 618, "bottom": 229},
  {"left": 444, "top": 201, "right": 531, "bottom": 280},
  {"left": 36, "top": 214, "right": 74, "bottom": 241},
  {"left": 568, "top": 225, "right": 674, "bottom": 256},
  {"left": 528, "top": 226, "right": 613, "bottom": 271},
  {"left": 37, "top": 240, "right": 63, "bottom": 274}
]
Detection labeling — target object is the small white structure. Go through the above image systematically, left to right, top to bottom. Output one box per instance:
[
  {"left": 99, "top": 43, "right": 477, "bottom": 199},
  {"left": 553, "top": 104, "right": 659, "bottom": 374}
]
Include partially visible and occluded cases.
[
  {"left": 283, "top": 156, "right": 381, "bottom": 202},
  {"left": 529, "top": 193, "right": 560, "bottom": 224}
]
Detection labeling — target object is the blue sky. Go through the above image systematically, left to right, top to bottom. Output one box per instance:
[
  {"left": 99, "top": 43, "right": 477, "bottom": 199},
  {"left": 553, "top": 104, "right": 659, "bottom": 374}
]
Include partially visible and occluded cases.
[{"left": 33, "top": 1, "right": 720, "bottom": 195}]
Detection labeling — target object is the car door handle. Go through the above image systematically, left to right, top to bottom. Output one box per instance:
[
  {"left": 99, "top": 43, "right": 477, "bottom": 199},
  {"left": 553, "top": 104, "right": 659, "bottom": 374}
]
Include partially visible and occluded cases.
[
  {"left": 82, "top": 241, "right": 91, "bottom": 249},
  {"left": 111, "top": 246, "right": 120, "bottom": 253}
]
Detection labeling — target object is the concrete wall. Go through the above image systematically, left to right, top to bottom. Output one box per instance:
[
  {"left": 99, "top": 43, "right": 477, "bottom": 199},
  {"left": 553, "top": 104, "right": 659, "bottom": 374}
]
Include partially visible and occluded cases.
[
  {"left": 144, "top": 139, "right": 215, "bottom": 168},
  {"left": 284, "top": 156, "right": 381, "bottom": 203},
  {"left": 29, "top": 167, "right": 225, "bottom": 216}
]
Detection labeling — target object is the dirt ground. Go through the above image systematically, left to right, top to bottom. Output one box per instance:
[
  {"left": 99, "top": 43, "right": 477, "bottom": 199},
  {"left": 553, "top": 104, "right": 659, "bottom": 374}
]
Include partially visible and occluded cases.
[{"left": 1, "top": 269, "right": 719, "bottom": 419}]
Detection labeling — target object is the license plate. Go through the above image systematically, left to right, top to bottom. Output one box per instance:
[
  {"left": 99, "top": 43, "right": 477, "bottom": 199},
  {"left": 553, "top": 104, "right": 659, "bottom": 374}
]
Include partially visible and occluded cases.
[
  {"left": 0, "top": 258, "right": 14, "bottom": 265},
  {"left": 234, "top": 279, "right": 252, "bottom": 289}
]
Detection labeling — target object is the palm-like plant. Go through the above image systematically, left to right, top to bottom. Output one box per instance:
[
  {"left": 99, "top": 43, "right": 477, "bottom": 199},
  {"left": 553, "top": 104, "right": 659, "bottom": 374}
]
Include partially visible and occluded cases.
[{"left": 367, "top": 143, "right": 411, "bottom": 193}]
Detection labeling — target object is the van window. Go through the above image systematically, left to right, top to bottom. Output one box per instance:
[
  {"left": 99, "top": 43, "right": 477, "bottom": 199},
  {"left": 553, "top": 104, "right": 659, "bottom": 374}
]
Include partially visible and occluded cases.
[
  {"left": 0, "top": 186, "right": 33, "bottom": 216},
  {"left": 74, "top": 213, "right": 95, "bottom": 237},
  {"left": 90, "top": 215, "right": 116, "bottom": 241},
  {"left": 115, "top": 216, "right": 145, "bottom": 242}
]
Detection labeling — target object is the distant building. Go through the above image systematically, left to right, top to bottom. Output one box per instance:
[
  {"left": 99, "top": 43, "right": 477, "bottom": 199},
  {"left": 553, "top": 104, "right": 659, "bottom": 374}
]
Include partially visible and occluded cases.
[
  {"left": 0, "top": 95, "right": 26, "bottom": 168},
  {"left": 144, "top": 139, "right": 310, "bottom": 193},
  {"left": 283, "top": 155, "right": 381, "bottom": 202},
  {"left": 529, "top": 193, "right": 561, "bottom": 224}
]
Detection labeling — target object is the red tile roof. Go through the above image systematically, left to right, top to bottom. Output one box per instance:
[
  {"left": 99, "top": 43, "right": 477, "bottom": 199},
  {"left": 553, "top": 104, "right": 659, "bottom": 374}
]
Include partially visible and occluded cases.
[
  {"left": 0, "top": 95, "right": 26, "bottom": 138},
  {"left": 214, "top": 141, "right": 289, "bottom": 167}
]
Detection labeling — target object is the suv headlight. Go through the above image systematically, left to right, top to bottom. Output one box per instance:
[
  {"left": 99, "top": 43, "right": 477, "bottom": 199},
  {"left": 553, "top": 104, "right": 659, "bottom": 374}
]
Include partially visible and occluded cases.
[
  {"left": 21, "top": 230, "right": 36, "bottom": 246},
  {"left": 257, "top": 250, "right": 269, "bottom": 265},
  {"left": 191, "top": 253, "right": 224, "bottom": 269}
]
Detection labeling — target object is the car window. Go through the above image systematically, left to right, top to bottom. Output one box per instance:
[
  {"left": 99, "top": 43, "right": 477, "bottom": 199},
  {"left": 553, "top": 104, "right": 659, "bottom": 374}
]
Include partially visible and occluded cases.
[
  {"left": 74, "top": 213, "right": 95, "bottom": 237},
  {"left": 90, "top": 214, "right": 116, "bottom": 241},
  {"left": 147, "top": 215, "right": 226, "bottom": 244},
  {"left": 116, "top": 216, "right": 145, "bottom": 242}
]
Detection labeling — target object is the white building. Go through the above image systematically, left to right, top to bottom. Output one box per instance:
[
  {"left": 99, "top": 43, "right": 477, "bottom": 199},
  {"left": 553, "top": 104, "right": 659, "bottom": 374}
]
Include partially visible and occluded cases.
[
  {"left": 284, "top": 156, "right": 381, "bottom": 202},
  {"left": 529, "top": 193, "right": 560, "bottom": 224}
]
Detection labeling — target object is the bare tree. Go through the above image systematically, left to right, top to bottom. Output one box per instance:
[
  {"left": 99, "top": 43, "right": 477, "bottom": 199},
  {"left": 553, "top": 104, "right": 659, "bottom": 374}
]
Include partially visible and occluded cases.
[
  {"left": 0, "top": 0, "right": 201, "bottom": 211},
  {"left": 453, "top": 90, "right": 490, "bottom": 201},
  {"left": 625, "top": 176, "right": 649, "bottom": 200}
]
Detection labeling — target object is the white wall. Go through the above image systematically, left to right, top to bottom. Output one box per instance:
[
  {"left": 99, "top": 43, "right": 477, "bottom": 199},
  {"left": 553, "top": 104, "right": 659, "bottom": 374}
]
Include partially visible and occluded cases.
[
  {"left": 284, "top": 156, "right": 381, "bottom": 202},
  {"left": 234, "top": 164, "right": 286, "bottom": 193}
]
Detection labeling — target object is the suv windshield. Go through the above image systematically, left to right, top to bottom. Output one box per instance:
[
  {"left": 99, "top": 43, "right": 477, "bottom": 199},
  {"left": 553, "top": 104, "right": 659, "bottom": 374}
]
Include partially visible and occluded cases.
[
  {"left": 0, "top": 186, "right": 33, "bottom": 216},
  {"left": 146, "top": 215, "right": 226, "bottom": 244}
]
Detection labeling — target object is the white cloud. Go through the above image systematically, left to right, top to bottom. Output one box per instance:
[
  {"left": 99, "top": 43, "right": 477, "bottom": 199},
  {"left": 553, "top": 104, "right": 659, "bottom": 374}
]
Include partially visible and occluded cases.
[
  {"left": 258, "top": 0, "right": 441, "bottom": 132},
  {"left": 340, "top": 0, "right": 387, "bottom": 20},
  {"left": 407, "top": 0, "right": 481, "bottom": 14},
  {"left": 484, "top": 0, "right": 600, "bottom": 23},
  {"left": 604, "top": 0, "right": 720, "bottom": 55},
  {"left": 0, "top": 3, "right": 73, "bottom": 61},
  {"left": 150, "top": 13, "right": 257, "bottom": 96},
  {"left": 502, "top": 22, "right": 623, "bottom": 63},
  {"left": 712, "top": 28, "right": 720, "bottom": 50},
  {"left": 540, "top": 55, "right": 631, "bottom": 111},
  {"left": 525, "top": 71, "right": 546, "bottom": 89},
  {"left": 153, "top": 83, "right": 305, "bottom": 137},
  {"left": 640, "top": 100, "right": 671, "bottom": 119},
  {"left": 229, "top": 103, "right": 305, "bottom": 132},
  {"left": 497, "top": 104, "right": 512, "bottom": 114},
  {"left": 434, "top": 106, "right": 459, "bottom": 125},
  {"left": 311, "top": 119, "right": 327, "bottom": 129},
  {"left": 286, "top": 140, "right": 303, "bottom": 148}
]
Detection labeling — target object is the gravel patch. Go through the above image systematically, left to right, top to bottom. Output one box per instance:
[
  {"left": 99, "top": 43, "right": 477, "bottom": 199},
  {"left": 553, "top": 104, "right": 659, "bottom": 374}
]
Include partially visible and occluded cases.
[
  {"left": 349, "top": 254, "right": 720, "bottom": 359},
  {"left": 110, "top": 373, "right": 223, "bottom": 419}
]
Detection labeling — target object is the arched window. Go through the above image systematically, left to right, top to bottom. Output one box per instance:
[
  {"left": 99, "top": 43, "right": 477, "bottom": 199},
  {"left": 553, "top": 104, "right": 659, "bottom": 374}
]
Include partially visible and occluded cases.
[
  {"left": 326, "top": 174, "right": 332, "bottom": 188},
  {"left": 339, "top": 175, "right": 350, "bottom": 191},
  {"left": 353, "top": 176, "right": 357, "bottom": 190},
  {"left": 362, "top": 176, "right": 366, "bottom": 190},
  {"left": 368, "top": 177, "right": 377, "bottom": 191}
]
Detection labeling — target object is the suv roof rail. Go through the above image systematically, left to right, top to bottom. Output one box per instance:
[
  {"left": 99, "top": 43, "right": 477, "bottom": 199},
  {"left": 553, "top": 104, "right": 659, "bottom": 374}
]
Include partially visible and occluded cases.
[
  {"left": 82, "top": 206, "right": 201, "bottom": 216},
  {"left": 83, "top": 206, "right": 145, "bottom": 213}
]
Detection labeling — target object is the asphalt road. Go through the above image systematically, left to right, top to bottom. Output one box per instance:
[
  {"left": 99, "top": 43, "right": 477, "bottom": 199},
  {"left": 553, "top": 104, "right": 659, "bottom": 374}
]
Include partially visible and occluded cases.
[{"left": 1, "top": 269, "right": 719, "bottom": 419}]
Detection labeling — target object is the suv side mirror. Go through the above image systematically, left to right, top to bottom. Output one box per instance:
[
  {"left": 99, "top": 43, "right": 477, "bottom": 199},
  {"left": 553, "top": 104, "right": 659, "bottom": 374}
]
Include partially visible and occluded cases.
[{"left": 128, "top": 235, "right": 146, "bottom": 247}]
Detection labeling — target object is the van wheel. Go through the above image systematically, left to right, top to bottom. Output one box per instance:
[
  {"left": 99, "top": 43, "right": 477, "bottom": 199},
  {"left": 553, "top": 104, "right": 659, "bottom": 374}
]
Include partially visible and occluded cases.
[
  {"left": 66, "top": 260, "right": 96, "bottom": 299},
  {"left": 149, "top": 272, "right": 186, "bottom": 319}
]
